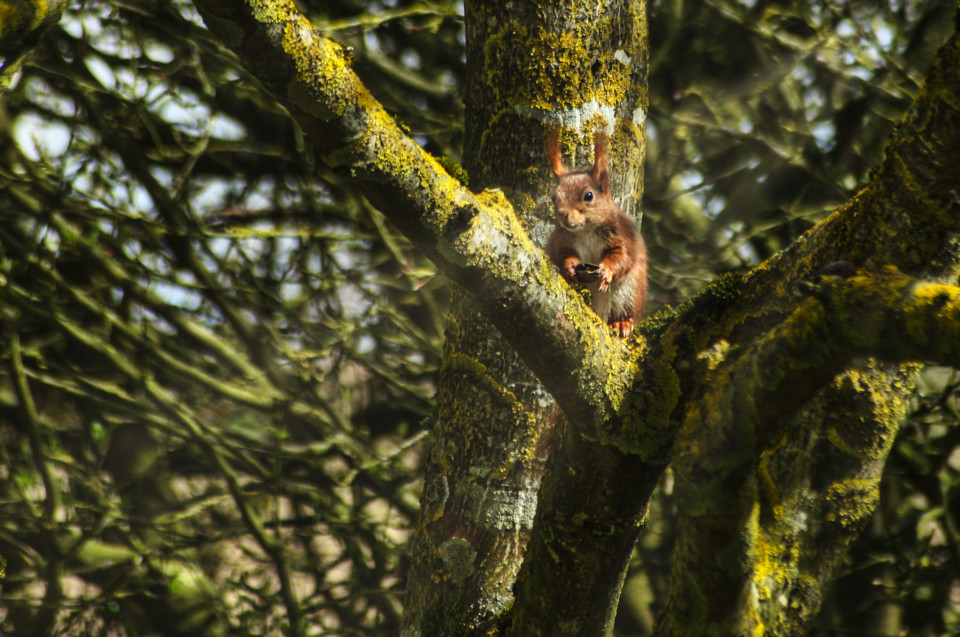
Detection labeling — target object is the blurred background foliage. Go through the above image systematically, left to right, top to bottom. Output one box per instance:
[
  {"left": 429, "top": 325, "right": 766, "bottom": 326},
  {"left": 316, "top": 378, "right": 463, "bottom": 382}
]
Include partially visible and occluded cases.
[{"left": 0, "top": 0, "right": 957, "bottom": 635}]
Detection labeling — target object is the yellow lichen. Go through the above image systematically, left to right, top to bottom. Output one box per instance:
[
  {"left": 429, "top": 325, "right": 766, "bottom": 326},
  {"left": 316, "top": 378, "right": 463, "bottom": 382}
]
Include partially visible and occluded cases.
[
  {"left": 246, "top": 0, "right": 290, "bottom": 23},
  {"left": 484, "top": 21, "right": 596, "bottom": 110},
  {"left": 282, "top": 23, "right": 353, "bottom": 119},
  {"left": 905, "top": 282, "right": 960, "bottom": 351},
  {"left": 698, "top": 339, "right": 731, "bottom": 371},
  {"left": 603, "top": 349, "right": 681, "bottom": 460},
  {"left": 442, "top": 352, "right": 538, "bottom": 472},
  {"left": 824, "top": 478, "right": 879, "bottom": 528}
]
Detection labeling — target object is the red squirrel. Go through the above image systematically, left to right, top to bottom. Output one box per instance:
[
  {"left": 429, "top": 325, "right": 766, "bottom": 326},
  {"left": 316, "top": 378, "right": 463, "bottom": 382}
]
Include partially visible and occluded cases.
[{"left": 546, "top": 129, "right": 648, "bottom": 337}]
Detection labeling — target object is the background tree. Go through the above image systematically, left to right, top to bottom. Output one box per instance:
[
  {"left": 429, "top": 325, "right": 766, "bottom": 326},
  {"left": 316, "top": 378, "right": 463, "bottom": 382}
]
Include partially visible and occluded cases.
[{"left": 0, "top": 1, "right": 958, "bottom": 636}]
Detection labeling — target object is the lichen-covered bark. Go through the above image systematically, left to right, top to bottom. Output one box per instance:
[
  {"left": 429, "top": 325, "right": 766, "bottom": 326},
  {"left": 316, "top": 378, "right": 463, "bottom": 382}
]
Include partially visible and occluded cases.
[
  {"left": 190, "top": 0, "right": 646, "bottom": 429},
  {"left": 463, "top": 0, "right": 647, "bottom": 217},
  {"left": 407, "top": 1, "right": 649, "bottom": 633},
  {"left": 190, "top": 2, "right": 960, "bottom": 634},
  {"left": 657, "top": 32, "right": 960, "bottom": 636},
  {"left": 662, "top": 269, "right": 960, "bottom": 635},
  {"left": 402, "top": 299, "right": 555, "bottom": 635}
]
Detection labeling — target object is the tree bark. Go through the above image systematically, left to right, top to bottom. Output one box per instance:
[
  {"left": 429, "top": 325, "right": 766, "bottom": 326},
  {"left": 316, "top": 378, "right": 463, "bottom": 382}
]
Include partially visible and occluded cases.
[{"left": 405, "top": 1, "right": 649, "bottom": 632}]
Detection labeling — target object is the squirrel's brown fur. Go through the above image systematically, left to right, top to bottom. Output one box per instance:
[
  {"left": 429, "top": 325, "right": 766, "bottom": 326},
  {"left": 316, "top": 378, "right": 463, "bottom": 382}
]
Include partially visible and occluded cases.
[{"left": 545, "top": 129, "right": 648, "bottom": 337}]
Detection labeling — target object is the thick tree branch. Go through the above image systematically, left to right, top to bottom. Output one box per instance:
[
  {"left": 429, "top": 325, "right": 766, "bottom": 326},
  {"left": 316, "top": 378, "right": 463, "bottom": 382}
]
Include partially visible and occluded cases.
[
  {"left": 732, "top": 32, "right": 960, "bottom": 315},
  {"left": 659, "top": 37, "right": 960, "bottom": 628},
  {"left": 509, "top": 266, "right": 960, "bottom": 635},
  {"left": 664, "top": 266, "right": 960, "bottom": 635},
  {"left": 674, "top": 267, "right": 960, "bottom": 487},
  {"left": 761, "top": 268, "right": 960, "bottom": 424}
]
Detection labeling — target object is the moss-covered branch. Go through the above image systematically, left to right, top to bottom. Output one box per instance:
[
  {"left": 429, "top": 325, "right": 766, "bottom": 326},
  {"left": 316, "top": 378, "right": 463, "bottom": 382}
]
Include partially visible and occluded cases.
[
  {"left": 518, "top": 28, "right": 960, "bottom": 633},
  {"left": 656, "top": 34, "right": 960, "bottom": 632},
  {"left": 663, "top": 266, "right": 960, "bottom": 635},
  {"left": 692, "top": 266, "right": 960, "bottom": 458},
  {"left": 760, "top": 267, "right": 960, "bottom": 425}
]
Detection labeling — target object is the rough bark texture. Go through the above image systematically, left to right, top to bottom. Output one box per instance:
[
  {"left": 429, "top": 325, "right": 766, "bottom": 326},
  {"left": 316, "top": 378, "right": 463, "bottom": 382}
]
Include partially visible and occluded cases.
[
  {"left": 405, "top": 1, "right": 648, "bottom": 633},
  {"left": 659, "top": 34, "right": 960, "bottom": 634}
]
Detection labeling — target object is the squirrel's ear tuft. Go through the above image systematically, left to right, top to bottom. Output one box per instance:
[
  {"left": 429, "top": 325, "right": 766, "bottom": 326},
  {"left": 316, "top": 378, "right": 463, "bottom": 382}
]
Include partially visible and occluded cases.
[
  {"left": 546, "top": 127, "right": 568, "bottom": 178},
  {"left": 591, "top": 131, "right": 609, "bottom": 189}
]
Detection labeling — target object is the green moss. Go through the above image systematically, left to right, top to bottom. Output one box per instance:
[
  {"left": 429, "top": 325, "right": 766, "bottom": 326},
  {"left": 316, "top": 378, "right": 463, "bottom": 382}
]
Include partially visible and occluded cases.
[
  {"left": 0, "top": 0, "right": 48, "bottom": 36},
  {"left": 481, "top": 14, "right": 647, "bottom": 113},
  {"left": 282, "top": 24, "right": 353, "bottom": 120},
  {"left": 485, "top": 25, "right": 592, "bottom": 110},
  {"left": 593, "top": 50, "right": 633, "bottom": 107},
  {"left": 437, "top": 155, "right": 469, "bottom": 186},
  {"left": 446, "top": 188, "right": 534, "bottom": 283},
  {"left": 511, "top": 191, "right": 538, "bottom": 224},
  {"left": 704, "top": 270, "right": 749, "bottom": 303},
  {"left": 904, "top": 282, "right": 960, "bottom": 350},
  {"left": 635, "top": 304, "right": 680, "bottom": 334},
  {"left": 697, "top": 339, "right": 732, "bottom": 372},
  {"left": 602, "top": 340, "right": 643, "bottom": 404},
  {"left": 600, "top": 348, "right": 682, "bottom": 460},
  {"left": 440, "top": 351, "right": 539, "bottom": 470},
  {"left": 824, "top": 362, "right": 912, "bottom": 461},
  {"left": 754, "top": 524, "right": 798, "bottom": 597}
]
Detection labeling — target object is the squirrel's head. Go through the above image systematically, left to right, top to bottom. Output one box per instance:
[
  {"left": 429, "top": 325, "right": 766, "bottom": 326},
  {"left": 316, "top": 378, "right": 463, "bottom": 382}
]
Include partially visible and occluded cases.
[{"left": 547, "top": 129, "right": 611, "bottom": 231}]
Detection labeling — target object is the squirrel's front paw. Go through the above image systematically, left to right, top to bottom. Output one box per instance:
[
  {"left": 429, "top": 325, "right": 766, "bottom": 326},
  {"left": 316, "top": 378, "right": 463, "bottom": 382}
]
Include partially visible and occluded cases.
[
  {"left": 562, "top": 259, "right": 581, "bottom": 282},
  {"left": 597, "top": 264, "right": 613, "bottom": 291}
]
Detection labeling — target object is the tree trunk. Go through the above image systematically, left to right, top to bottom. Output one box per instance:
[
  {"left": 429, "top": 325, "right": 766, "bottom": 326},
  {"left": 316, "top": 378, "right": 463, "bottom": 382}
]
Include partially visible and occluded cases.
[{"left": 403, "top": 1, "right": 648, "bottom": 633}]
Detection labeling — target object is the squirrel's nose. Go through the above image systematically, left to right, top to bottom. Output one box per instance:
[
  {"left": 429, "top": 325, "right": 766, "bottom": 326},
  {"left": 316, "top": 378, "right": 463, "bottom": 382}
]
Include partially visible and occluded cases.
[{"left": 558, "top": 212, "right": 581, "bottom": 229}]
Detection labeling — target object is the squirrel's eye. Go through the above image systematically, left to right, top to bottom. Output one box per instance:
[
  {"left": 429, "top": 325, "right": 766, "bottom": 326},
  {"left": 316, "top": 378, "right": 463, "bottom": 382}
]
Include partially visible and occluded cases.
[{"left": 583, "top": 191, "right": 594, "bottom": 203}]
